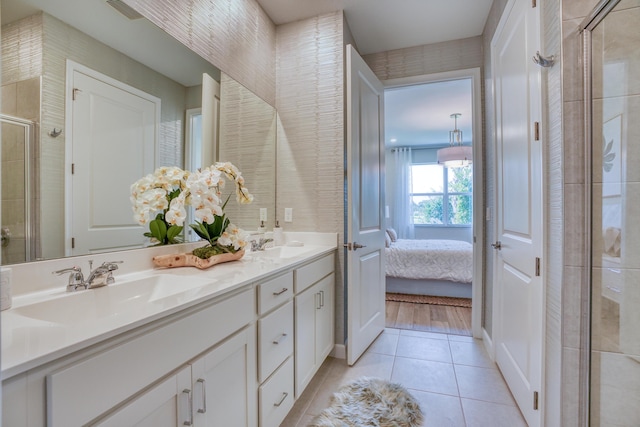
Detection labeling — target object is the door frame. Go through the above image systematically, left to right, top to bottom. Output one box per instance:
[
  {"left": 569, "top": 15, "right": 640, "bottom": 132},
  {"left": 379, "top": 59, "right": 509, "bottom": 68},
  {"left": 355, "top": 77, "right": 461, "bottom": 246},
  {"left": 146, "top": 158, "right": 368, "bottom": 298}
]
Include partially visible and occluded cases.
[
  {"left": 64, "top": 60, "right": 161, "bottom": 256},
  {"left": 382, "top": 68, "right": 484, "bottom": 338}
]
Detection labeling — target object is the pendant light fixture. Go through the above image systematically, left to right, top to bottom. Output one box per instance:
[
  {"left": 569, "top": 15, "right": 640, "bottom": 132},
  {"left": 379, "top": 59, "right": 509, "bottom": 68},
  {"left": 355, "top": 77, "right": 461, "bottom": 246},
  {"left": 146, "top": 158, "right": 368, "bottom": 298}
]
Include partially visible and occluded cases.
[{"left": 437, "top": 113, "right": 472, "bottom": 167}]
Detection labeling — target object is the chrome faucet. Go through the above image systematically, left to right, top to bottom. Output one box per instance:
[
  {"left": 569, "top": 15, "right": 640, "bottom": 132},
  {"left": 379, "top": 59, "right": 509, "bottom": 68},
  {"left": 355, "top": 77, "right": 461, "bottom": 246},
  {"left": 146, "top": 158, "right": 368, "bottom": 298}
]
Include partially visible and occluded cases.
[
  {"left": 251, "top": 238, "right": 273, "bottom": 252},
  {"left": 54, "top": 260, "right": 123, "bottom": 292}
]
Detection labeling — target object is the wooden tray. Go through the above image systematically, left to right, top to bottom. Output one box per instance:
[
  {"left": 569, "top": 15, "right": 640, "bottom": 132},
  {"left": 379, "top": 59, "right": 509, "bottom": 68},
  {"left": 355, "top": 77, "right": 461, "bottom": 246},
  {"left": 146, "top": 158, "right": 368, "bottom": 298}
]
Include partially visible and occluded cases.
[{"left": 152, "top": 249, "right": 244, "bottom": 270}]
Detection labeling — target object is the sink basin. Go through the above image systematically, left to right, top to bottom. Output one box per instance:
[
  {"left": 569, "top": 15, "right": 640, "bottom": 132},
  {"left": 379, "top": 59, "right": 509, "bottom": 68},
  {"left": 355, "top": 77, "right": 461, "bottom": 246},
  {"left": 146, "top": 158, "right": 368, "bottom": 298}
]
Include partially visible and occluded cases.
[
  {"left": 248, "top": 246, "right": 314, "bottom": 259},
  {"left": 12, "top": 274, "right": 214, "bottom": 325}
]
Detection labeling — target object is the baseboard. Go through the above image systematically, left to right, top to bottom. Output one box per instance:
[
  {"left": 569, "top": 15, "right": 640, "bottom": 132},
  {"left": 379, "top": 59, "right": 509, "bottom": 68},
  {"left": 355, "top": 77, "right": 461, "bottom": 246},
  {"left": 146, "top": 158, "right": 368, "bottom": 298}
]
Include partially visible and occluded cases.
[
  {"left": 482, "top": 328, "right": 494, "bottom": 360},
  {"left": 330, "top": 344, "right": 346, "bottom": 359}
]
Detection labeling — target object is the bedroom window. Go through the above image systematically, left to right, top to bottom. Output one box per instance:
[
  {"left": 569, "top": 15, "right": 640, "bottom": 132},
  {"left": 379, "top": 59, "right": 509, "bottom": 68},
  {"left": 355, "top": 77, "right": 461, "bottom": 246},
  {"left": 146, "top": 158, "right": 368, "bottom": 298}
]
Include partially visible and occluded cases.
[{"left": 410, "top": 164, "right": 472, "bottom": 226}]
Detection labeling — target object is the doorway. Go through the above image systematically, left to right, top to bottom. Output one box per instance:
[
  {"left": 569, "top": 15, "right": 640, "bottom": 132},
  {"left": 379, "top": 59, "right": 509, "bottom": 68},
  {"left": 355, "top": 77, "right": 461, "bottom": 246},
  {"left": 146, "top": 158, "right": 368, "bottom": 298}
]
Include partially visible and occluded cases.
[{"left": 382, "top": 68, "right": 483, "bottom": 339}]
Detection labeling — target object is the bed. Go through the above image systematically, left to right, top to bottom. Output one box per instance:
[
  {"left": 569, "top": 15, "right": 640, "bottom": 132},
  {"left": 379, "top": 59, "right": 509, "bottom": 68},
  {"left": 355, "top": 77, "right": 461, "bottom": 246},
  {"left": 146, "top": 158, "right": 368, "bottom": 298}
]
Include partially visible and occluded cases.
[{"left": 385, "top": 238, "right": 473, "bottom": 298}]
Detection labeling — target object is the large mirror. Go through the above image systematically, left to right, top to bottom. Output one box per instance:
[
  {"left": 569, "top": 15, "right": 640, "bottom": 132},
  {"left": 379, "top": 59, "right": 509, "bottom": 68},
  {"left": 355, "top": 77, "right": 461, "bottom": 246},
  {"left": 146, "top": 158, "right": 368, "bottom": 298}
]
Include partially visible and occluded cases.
[{"left": 1, "top": 0, "right": 276, "bottom": 265}]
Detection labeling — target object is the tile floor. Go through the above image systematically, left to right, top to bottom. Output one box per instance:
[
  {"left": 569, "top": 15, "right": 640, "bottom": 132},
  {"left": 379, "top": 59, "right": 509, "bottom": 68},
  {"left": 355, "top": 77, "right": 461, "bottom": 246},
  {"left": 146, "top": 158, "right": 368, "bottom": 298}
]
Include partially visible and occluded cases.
[{"left": 281, "top": 328, "right": 527, "bottom": 427}]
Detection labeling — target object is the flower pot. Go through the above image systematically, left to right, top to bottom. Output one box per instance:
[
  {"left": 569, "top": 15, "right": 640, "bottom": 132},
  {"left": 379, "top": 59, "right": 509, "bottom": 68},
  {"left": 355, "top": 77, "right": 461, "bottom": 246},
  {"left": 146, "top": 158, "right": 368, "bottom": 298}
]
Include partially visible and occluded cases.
[{"left": 152, "top": 249, "right": 245, "bottom": 270}]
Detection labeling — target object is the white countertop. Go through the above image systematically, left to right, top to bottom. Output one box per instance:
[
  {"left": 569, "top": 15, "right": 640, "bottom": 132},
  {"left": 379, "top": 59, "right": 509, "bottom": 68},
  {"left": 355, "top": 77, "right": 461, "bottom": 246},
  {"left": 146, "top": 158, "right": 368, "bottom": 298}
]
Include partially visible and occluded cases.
[{"left": 1, "top": 238, "right": 337, "bottom": 379}]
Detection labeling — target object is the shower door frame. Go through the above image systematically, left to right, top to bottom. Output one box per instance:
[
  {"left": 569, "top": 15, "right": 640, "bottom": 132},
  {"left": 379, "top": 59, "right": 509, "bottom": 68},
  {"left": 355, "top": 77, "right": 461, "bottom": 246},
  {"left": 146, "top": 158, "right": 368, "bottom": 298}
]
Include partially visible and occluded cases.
[
  {"left": 579, "top": 0, "right": 622, "bottom": 424},
  {"left": 0, "top": 113, "right": 37, "bottom": 263}
]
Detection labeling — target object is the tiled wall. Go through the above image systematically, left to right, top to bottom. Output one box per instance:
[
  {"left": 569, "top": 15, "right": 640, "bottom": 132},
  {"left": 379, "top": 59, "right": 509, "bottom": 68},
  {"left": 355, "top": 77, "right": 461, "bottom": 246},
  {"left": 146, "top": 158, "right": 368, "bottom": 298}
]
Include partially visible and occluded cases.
[
  {"left": 124, "top": 0, "right": 276, "bottom": 107},
  {"left": 275, "top": 11, "right": 346, "bottom": 343},
  {"left": 363, "top": 36, "right": 483, "bottom": 81},
  {"left": 219, "top": 73, "right": 277, "bottom": 231}
]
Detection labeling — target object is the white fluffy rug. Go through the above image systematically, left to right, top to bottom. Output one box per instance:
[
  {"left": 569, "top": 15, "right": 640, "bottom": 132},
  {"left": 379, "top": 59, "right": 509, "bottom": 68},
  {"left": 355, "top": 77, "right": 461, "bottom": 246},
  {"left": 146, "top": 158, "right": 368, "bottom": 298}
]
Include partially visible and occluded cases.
[{"left": 310, "top": 377, "right": 424, "bottom": 427}]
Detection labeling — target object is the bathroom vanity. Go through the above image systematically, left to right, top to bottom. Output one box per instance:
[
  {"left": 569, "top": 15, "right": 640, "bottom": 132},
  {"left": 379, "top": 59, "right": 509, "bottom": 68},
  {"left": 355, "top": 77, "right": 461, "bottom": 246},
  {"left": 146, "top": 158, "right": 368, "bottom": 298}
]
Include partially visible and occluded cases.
[{"left": 1, "top": 234, "right": 337, "bottom": 426}]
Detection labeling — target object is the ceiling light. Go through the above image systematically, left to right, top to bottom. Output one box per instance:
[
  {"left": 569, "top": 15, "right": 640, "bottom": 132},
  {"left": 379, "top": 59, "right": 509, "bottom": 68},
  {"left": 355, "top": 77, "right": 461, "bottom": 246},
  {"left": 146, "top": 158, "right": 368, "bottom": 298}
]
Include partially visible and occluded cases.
[{"left": 437, "top": 113, "right": 472, "bottom": 168}]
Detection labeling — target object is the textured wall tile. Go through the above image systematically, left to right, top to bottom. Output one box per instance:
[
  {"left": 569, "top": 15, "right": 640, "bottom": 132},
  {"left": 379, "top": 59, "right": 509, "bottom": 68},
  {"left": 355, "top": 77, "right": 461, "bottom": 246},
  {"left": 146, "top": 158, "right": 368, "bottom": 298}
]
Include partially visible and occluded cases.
[
  {"left": 125, "top": 0, "right": 276, "bottom": 106},
  {"left": 275, "top": 11, "right": 345, "bottom": 343},
  {"left": 363, "top": 36, "right": 483, "bottom": 82},
  {"left": 219, "top": 73, "right": 277, "bottom": 230}
]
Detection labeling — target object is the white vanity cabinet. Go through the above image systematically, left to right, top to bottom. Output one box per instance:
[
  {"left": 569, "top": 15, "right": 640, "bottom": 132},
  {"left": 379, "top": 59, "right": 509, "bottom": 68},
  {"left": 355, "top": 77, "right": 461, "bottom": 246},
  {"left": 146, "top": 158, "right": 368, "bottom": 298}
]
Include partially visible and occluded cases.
[
  {"left": 294, "top": 254, "right": 335, "bottom": 396},
  {"left": 256, "top": 272, "right": 295, "bottom": 427},
  {"left": 46, "top": 287, "right": 256, "bottom": 427},
  {"left": 95, "top": 325, "right": 257, "bottom": 427}
]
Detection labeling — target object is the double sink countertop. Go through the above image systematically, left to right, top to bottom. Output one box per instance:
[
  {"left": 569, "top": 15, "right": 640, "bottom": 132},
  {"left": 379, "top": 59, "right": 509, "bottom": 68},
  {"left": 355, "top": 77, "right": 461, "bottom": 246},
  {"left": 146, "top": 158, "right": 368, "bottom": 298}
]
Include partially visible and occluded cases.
[{"left": 1, "top": 233, "right": 338, "bottom": 379}]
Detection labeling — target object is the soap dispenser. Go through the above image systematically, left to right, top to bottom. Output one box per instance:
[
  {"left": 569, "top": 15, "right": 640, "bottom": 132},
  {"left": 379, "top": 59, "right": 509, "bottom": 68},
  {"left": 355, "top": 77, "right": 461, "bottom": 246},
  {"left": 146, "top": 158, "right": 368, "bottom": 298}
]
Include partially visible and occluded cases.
[
  {"left": 257, "top": 220, "right": 266, "bottom": 233},
  {"left": 273, "top": 220, "right": 284, "bottom": 246}
]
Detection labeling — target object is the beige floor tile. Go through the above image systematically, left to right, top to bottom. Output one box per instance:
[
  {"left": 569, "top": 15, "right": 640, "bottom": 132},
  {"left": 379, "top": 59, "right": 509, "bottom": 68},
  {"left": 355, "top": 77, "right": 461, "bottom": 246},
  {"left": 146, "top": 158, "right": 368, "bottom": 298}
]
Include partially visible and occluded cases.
[
  {"left": 400, "top": 329, "right": 449, "bottom": 340},
  {"left": 368, "top": 331, "right": 400, "bottom": 355},
  {"left": 447, "top": 334, "right": 476, "bottom": 342},
  {"left": 396, "top": 335, "right": 453, "bottom": 363},
  {"left": 449, "top": 340, "right": 495, "bottom": 368},
  {"left": 392, "top": 357, "right": 458, "bottom": 396},
  {"left": 454, "top": 365, "right": 516, "bottom": 406},
  {"left": 409, "top": 389, "right": 466, "bottom": 427},
  {"left": 461, "top": 398, "right": 527, "bottom": 427},
  {"left": 296, "top": 414, "right": 316, "bottom": 427}
]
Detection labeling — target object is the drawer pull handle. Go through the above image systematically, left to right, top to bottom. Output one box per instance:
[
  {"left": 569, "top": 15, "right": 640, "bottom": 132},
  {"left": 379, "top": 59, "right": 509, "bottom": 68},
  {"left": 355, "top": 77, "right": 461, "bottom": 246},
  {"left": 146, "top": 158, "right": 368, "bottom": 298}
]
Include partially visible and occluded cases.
[
  {"left": 273, "top": 287, "right": 288, "bottom": 296},
  {"left": 320, "top": 290, "right": 325, "bottom": 307},
  {"left": 316, "top": 292, "right": 321, "bottom": 310},
  {"left": 273, "top": 333, "right": 288, "bottom": 345},
  {"left": 196, "top": 378, "right": 207, "bottom": 414},
  {"left": 182, "top": 388, "right": 193, "bottom": 426},
  {"left": 274, "top": 392, "right": 289, "bottom": 407}
]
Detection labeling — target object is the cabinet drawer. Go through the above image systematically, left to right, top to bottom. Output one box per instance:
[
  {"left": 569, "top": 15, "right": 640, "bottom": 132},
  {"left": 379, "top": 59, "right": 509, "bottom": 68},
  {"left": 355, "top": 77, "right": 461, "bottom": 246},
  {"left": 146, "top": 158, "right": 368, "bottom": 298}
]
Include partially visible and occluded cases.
[
  {"left": 294, "top": 254, "right": 334, "bottom": 293},
  {"left": 257, "top": 271, "right": 293, "bottom": 315},
  {"left": 47, "top": 288, "right": 254, "bottom": 427},
  {"left": 258, "top": 301, "right": 293, "bottom": 382},
  {"left": 259, "top": 357, "right": 294, "bottom": 427}
]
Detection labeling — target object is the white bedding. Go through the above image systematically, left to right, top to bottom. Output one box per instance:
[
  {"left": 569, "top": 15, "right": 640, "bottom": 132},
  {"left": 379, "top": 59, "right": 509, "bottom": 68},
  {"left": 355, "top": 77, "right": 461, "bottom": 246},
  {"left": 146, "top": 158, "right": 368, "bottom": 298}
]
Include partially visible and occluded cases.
[{"left": 385, "top": 239, "right": 473, "bottom": 283}]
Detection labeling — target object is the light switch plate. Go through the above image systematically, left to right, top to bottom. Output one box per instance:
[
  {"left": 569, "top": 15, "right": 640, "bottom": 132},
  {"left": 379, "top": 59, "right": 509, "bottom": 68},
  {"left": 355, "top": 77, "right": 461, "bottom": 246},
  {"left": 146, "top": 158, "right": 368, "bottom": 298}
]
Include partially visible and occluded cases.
[
  {"left": 260, "top": 208, "right": 267, "bottom": 221},
  {"left": 284, "top": 208, "right": 293, "bottom": 222}
]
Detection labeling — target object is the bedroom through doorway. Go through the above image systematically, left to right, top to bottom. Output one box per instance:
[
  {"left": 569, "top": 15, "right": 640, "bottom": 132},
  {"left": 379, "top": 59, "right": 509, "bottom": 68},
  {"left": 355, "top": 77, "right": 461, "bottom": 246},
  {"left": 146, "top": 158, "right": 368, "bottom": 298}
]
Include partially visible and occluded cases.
[{"left": 382, "top": 69, "right": 482, "bottom": 338}]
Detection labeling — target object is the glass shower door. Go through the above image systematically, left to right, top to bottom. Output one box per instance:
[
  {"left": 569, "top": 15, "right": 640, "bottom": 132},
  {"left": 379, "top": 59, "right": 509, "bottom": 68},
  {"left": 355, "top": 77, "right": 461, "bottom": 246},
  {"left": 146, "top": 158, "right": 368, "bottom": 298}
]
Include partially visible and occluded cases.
[
  {"left": 586, "top": 0, "right": 640, "bottom": 424},
  {"left": 1, "top": 114, "right": 35, "bottom": 264}
]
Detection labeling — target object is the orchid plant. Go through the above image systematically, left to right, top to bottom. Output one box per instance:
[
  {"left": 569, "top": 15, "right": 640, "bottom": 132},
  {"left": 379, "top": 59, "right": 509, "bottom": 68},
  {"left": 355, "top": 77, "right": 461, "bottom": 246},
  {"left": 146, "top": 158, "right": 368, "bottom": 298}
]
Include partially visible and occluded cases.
[{"left": 130, "top": 162, "right": 253, "bottom": 259}]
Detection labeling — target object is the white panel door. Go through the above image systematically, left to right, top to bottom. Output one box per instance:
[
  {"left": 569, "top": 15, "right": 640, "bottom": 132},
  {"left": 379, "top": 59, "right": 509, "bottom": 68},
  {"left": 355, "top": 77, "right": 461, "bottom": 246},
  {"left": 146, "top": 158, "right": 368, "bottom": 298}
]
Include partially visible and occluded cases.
[
  {"left": 492, "top": 0, "right": 543, "bottom": 425},
  {"left": 346, "top": 44, "right": 386, "bottom": 365},
  {"left": 70, "top": 64, "right": 158, "bottom": 255}
]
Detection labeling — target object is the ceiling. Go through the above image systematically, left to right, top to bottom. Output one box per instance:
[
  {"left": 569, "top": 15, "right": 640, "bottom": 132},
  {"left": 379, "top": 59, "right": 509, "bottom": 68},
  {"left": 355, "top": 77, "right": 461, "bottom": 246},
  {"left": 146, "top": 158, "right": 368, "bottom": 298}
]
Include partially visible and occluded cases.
[{"left": 255, "top": 0, "right": 494, "bottom": 55}]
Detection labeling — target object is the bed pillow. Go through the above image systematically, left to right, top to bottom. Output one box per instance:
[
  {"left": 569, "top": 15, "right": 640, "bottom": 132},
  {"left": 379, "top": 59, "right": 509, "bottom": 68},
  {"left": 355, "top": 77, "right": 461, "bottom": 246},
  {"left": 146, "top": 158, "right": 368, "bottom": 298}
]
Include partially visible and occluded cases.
[
  {"left": 386, "top": 228, "right": 398, "bottom": 242},
  {"left": 385, "top": 232, "right": 391, "bottom": 248}
]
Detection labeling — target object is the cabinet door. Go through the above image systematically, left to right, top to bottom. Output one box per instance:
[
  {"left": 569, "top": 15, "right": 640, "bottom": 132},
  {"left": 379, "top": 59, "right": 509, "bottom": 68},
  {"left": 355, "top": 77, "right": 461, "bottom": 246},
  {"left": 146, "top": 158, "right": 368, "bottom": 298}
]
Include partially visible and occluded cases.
[
  {"left": 316, "top": 273, "right": 335, "bottom": 361},
  {"left": 294, "top": 284, "right": 319, "bottom": 397},
  {"left": 191, "top": 325, "right": 257, "bottom": 427},
  {"left": 94, "top": 366, "right": 192, "bottom": 427}
]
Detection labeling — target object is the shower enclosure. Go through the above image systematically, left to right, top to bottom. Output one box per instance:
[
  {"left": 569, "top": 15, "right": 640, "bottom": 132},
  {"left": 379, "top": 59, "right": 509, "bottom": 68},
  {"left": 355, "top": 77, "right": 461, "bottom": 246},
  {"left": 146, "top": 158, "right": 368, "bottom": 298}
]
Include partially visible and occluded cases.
[
  {"left": 582, "top": 0, "right": 640, "bottom": 424},
  {"left": 1, "top": 114, "right": 36, "bottom": 264}
]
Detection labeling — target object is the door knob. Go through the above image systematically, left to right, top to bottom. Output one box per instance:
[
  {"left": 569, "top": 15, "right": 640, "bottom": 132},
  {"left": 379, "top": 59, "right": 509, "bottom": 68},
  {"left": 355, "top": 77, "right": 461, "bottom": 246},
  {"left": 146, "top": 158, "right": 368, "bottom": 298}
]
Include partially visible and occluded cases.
[
  {"left": 491, "top": 241, "right": 502, "bottom": 250},
  {"left": 343, "top": 242, "right": 367, "bottom": 251}
]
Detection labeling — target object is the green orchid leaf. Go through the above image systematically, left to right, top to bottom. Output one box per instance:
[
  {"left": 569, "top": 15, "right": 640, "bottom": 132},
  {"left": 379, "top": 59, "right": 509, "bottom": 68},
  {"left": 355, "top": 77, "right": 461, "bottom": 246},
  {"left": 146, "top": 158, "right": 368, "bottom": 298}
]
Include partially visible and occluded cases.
[
  {"left": 149, "top": 218, "right": 167, "bottom": 243},
  {"left": 189, "top": 222, "right": 210, "bottom": 241},
  {"left": 166, "top": 225, "right": 183, "bottom": 242}
]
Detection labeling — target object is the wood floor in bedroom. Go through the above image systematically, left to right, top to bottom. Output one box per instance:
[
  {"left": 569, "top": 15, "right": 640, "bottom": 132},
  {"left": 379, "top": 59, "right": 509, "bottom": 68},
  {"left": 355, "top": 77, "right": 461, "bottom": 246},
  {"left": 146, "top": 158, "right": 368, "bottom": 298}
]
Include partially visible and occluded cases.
[{"left": 385, "top": 301, "right": 472, "bottom": 336}]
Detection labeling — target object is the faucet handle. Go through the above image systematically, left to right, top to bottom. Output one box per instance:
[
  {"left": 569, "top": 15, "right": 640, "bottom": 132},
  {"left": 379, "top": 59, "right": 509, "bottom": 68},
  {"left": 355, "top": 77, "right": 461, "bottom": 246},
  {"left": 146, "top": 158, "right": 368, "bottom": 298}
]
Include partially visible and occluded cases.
[
  {"left": 102, "top": 261, "right": 123, "bottom": 270},
  {"left": 53, "top": 266, "right": 85, "bottom": 291}
]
